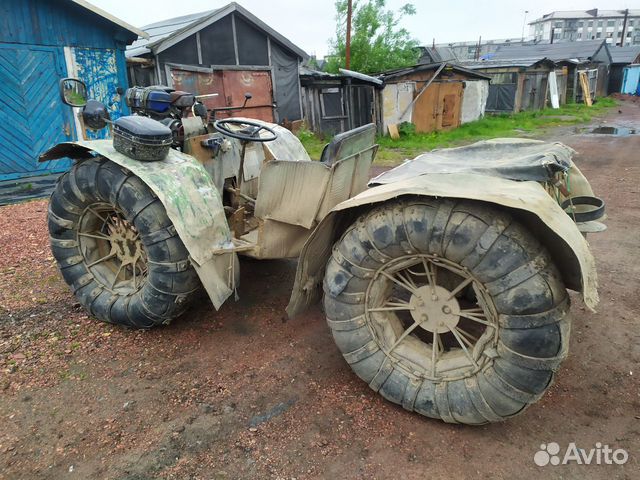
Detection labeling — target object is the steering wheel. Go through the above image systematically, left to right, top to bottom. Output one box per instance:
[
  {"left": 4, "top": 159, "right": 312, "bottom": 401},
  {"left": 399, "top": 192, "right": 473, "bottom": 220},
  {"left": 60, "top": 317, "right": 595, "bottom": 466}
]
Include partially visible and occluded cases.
[{"left": 213, "top": 119, "right": 278, "bottom": 142}]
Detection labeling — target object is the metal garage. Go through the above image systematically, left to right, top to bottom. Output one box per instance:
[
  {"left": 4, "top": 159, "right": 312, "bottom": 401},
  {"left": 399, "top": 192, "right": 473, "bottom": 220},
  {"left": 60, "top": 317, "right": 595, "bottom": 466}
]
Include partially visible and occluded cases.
[{"left": 126, "top": 3, "right": 308, "bottom": 124}]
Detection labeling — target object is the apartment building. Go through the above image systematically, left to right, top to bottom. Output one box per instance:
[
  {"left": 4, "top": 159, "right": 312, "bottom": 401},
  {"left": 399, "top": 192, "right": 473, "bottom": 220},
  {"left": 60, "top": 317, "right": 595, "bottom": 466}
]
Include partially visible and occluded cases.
[{"left": 529, "top": 9, "right": 640, "bottom": 46}]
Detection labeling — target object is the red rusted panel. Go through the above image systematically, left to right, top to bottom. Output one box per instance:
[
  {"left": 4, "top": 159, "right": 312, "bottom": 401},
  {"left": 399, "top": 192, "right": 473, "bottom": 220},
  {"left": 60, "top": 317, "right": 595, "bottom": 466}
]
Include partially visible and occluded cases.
[
  {"left": 170, "top": 68, "right": 275, "bottom": 122},
  {"left": 170, "top": 69, "right": 226, "bottom": 112},
  {"left": 221, "top": 70, "right": 274, "bottom": 122}
]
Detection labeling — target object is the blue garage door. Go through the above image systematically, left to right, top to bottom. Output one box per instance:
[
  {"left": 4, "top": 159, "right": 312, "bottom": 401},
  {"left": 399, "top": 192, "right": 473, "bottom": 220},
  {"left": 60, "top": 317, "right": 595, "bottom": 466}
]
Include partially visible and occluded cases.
[{"left": 0, "top": 44, "right": 73, "bottom": 181}]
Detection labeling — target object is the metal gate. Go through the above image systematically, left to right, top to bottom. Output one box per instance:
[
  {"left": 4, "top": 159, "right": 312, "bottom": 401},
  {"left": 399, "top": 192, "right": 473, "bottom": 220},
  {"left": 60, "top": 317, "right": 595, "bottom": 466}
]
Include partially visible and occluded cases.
[{"left": 0, "top": 44, "right": 73, "bottom": 181}]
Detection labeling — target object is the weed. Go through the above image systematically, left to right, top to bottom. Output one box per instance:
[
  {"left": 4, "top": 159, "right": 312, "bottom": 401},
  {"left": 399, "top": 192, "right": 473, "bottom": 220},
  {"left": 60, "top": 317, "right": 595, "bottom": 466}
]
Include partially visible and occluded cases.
[
  {"left": 398, "top": 122, "right": 416, "bottom": 136},
  {"left": 296, "top": 126, "right": 326, "bottom": 159}
]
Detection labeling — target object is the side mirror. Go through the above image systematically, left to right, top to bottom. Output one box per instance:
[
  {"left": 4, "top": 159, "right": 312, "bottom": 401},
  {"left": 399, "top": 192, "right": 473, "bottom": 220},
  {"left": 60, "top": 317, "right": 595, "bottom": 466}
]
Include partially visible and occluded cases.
[
  {"left": 59, "top": 78, "right": 88, "bottom": 107},
  {"left": 82, "top": 99, "right": 111, "bottom": 130},
  {"left": 193, "top": 102, "right": 208, "bottom": 118}
]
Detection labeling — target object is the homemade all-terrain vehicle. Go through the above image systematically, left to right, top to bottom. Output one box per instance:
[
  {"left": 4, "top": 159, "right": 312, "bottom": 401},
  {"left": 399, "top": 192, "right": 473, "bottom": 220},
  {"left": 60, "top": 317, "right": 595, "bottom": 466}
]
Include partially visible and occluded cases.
[{"left": 42, "top": 78, "right": 606, "bottom": 425}]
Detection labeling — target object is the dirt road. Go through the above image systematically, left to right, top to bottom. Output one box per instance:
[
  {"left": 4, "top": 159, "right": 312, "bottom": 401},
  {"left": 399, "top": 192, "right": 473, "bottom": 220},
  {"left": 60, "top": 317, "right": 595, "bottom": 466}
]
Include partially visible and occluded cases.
[{"left": 1, "top": 99, "right": 639, "bottom": 479}]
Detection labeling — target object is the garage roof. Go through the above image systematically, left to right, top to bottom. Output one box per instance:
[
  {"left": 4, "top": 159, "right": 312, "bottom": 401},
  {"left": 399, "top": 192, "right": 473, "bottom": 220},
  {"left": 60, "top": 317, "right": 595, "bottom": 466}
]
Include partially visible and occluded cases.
[
  {"left": 70, "top": 0, "right": 147, "bottom": 39},
  {"left": 127, "top": 2, "right": 307, "bottom": 60},
  {"left": 489, "top": 40, "right": 609, "bottom": 63},
  {"left": 610, "top": 46, "right": 640, "bottom": 64},
  {"left": 379, "top": 62, "right": 491, "bottom": 81}
]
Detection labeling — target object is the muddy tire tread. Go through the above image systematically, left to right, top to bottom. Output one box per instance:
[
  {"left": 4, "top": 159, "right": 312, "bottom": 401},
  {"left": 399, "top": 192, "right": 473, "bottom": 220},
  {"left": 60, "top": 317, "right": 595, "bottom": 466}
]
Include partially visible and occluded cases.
[
  {"left": 48, "top": 158, "right": 199, "bottom": 328},
  {"left": 323, "top": 198, "right": 570, "bottom": 424}
]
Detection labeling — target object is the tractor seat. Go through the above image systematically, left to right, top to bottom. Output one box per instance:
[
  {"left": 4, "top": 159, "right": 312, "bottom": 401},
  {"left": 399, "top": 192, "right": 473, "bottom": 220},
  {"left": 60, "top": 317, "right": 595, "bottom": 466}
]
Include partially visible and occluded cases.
[{"left": 169, "top": 91, "right": 195, "bottom": 108}]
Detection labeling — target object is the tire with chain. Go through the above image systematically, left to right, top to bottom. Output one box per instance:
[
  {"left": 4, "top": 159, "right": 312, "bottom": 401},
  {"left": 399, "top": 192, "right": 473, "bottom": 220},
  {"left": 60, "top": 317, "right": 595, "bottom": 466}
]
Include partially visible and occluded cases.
[
  {"left": 48, "top": 157, "right": 200, "bottom": 328},
  {"left": 323, "top": 198, "right": 571, "bottom": 424}
]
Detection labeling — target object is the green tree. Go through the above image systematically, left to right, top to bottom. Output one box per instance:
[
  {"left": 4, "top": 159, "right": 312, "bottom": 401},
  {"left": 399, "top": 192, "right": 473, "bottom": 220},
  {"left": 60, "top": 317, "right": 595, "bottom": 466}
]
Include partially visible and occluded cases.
[{"left": 326, "top": 0, "right": 420, "bottom": 74}]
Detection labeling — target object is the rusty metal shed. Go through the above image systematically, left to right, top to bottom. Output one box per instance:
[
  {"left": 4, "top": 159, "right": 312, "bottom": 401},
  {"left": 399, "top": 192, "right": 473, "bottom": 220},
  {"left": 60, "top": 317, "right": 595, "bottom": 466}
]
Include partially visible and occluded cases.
[
  {"left": 126, "top": 2, "right": 308, "bottom": 124},
  {"left": 378, "top": 63, "right": 490, "bottom": 134}
]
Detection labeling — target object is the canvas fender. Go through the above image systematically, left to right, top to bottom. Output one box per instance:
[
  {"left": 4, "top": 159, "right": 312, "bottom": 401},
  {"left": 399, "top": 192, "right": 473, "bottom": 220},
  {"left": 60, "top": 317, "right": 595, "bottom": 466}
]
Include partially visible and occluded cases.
[
  {"left": 41, "top": 140, "right": 238, "bottom": 309},
  {"left": 286, "top": 172, "right": 599, "bottom": 318}
]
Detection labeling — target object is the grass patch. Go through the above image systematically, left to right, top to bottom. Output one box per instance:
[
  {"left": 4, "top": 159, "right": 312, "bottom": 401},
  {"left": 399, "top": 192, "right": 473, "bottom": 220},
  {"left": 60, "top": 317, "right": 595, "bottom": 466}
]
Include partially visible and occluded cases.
[
  {"left": 298, "top": 97, "right": 617, "bottom": 166},
  {"left": 296, "top": 127, "right": 327, "bottom": 159}
]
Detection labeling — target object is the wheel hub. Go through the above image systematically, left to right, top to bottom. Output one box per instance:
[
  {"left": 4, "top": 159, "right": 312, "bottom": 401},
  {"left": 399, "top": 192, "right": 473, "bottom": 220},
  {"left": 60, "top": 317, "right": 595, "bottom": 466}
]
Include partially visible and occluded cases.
[
  {"left": 77, "top": 203, "right": 148, "bottom": 294},
  {"left": 107, "top": 219, "right": 142, "bottom": 267},
  {"left": 364, "top": 254, "right": 499, "bottom": 382},
  {"left": 409, "top": 285, "right": 461, "bottom": 334}
]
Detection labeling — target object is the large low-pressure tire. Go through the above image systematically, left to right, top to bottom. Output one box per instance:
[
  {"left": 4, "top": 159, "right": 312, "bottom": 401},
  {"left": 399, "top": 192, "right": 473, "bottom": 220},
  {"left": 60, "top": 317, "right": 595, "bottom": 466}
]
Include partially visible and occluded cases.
[
  {"left": 48, "top": 157, "right": 200, "bottom": 328},
  {"left": 323, "top": 198, "right": 571, "bottom": 424}
]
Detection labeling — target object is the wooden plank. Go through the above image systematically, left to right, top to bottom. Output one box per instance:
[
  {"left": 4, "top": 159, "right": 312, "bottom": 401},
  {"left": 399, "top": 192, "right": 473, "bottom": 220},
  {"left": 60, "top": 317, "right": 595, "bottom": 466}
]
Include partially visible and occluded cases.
[
  {"left": 548, "top": 71, "right": 560, "bottom": 108},
  {"left": 579, "top": 71, "right": 592, "bottom": 106},
  {"left": 513, "top": 73, "right": 525, "bottom": 112},
  {"left": 388, "top": 124, "right": 400, "bottom": 139}
]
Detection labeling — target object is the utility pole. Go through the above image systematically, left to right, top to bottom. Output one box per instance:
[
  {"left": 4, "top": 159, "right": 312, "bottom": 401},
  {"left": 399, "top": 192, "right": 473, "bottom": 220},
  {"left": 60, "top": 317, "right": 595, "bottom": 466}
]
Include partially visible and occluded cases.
[
  {"left": 345, "top": 0, "right": 353, "bottom": 69},
  {"left": 621, "top": 8, "right": 629, "bottom": 47},
  {"left": 521, "top": 10, "right": 529, "bottom": 42}
]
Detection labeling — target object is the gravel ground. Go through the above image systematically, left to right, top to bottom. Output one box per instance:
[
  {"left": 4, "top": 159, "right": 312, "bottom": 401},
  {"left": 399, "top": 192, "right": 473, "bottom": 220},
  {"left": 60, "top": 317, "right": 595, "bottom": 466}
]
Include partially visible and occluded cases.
[{"left": 1, "top": 99, "right": 639, "bottom": 480}]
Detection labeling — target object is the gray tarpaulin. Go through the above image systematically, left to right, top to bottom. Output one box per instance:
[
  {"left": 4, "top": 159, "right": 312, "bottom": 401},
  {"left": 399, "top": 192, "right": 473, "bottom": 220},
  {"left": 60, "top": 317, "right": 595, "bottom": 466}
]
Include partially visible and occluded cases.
[
  {"left": 271, "top": 42, "right": 301, "bottom": 121},
  {"left": 370, "top": 139, "right": 574, "bottom": 185}
]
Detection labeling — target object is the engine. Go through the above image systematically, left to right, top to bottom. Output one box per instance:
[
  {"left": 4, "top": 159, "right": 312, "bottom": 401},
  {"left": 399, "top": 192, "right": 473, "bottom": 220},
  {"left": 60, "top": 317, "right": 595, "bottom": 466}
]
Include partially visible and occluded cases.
[
  {"left": 124, "top": 86, "right": 202, "bottom": 148},
  {"left": 125, "top": 86, "right": 195, "bottom": 118}
]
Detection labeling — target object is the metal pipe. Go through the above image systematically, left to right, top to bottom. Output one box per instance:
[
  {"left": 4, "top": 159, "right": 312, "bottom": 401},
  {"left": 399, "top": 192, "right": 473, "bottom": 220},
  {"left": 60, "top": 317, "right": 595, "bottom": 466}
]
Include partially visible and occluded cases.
[
  {"left": 346, "top": 0, "right": 353, "bottom": 69},
  {"left": 621, "top": 9, "right": 629, "bottom": 47}
]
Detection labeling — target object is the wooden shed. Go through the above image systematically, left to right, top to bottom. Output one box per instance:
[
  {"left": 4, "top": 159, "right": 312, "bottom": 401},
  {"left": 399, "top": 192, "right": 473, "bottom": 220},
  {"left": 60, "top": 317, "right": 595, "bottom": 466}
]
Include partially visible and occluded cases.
[
  {"left": 0, "top": 0, "right": 143, "bottom": 181},
  {"left": 126, "top": 3, "right": 308, "bottom": 124},
  {"left": 482, "top": 40, "right": 612, "bottom": 104},
  {"left": 464, "top": 59, "right": 558, "bottom": 113},
  {"left": 378, "top": 63, "right": 490, "bottom": 134},
  {"left": 299, "top": 67, "right": 382, "bottom": 135}
]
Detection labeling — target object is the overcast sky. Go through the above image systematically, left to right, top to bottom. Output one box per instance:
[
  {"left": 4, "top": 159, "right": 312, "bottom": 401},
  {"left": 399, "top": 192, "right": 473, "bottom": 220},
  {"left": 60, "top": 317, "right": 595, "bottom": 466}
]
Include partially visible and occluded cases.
[{"left": 91, "top": 0, "right": 640, "bottom": 57}]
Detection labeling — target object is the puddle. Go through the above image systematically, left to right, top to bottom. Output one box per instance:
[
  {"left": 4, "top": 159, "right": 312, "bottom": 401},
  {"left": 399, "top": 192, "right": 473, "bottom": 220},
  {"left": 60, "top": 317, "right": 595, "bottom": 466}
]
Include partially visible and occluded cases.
[{"left": 591, "top": 126, "right": 637, "bottom": 136}]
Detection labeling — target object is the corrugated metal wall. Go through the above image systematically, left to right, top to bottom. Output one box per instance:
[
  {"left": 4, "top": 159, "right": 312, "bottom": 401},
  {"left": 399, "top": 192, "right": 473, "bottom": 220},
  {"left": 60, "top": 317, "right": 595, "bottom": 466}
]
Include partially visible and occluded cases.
[{"left": 0, "top": 0, "right": 132, "bottom": 181}]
